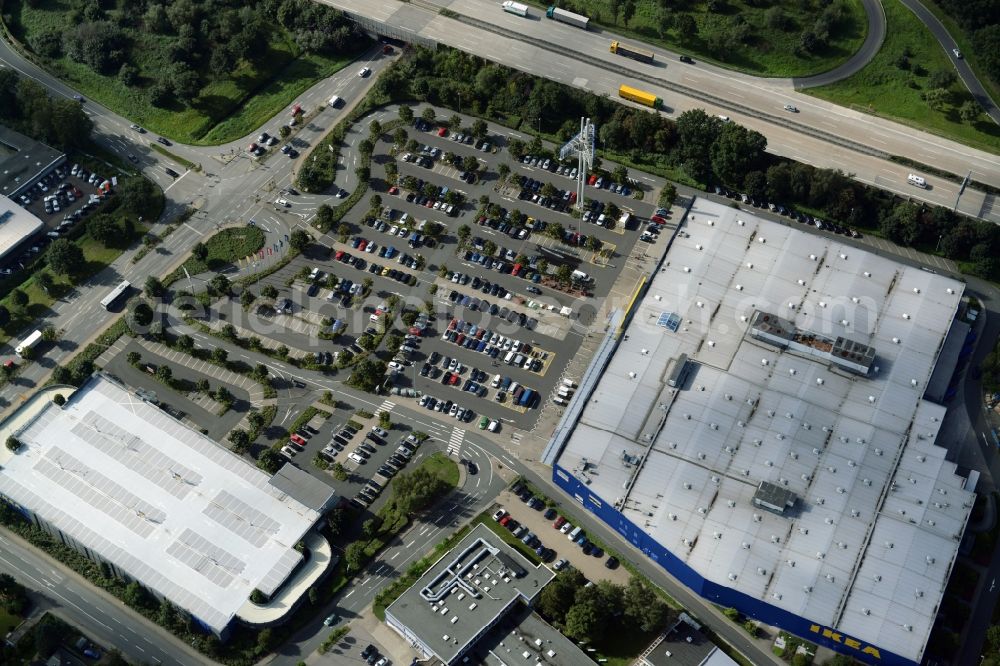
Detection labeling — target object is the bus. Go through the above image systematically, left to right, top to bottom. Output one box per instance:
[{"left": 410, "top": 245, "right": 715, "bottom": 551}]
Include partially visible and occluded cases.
[
  {"left": 610, "top": 41, "right": 654, "bottom": 64},
  {"left": 618, "top": 84, "right": 663, "bottom": 110},
  {"left": 101, "top": 280, "right": 131, "bottom": 311}
]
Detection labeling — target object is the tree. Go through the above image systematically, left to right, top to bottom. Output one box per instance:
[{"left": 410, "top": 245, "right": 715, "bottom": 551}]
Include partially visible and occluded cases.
[
  {"left": 675, "top": 14, "right": 698, "bottom": 39},
  {"left": 959, "top": 100, "right": 981, "bottom": 122},
  {"left": 398, "top": 105, "right": 414, "bottom": 123},
  {"left": 421, "top": 107, "right": 436, "bottom": 123},
  {"left": 470, "top": 118, "right": 488, "bottom": 139},
  {"left": 369, "top": 119, "right": 382, "bottom": 139},
  {"left": 710, "top": 123, "right": 767, "bottom": 187},
  {"left": 279, "top": 124, "right": 291, "bottom": 138},
  {"left": 393, "top": 127, "right": 407, "bottom": 146},
  {"left": 462, "top": 154, "right": 480, "bottom": 172},
  {"left": 87, "top": 214, "right": 118, "bottom": 246},
  {"left": 457, "top": 224, "right": 471, "bottom": 245},
  {"left": 290, "top": 229, "right": 311, "bottom": 252},
  {"left": 47, "top": 238, "right": 85, "bottom": 276},
  {"left": 192, "top": 242, "right": 208, "bottom": 261},
  {"left": 556, "top": 264, "right": 573, "bottom": 284},
  {"left": 210, "top": 273, "right": 231, "bottom": 296},
  {"left": 144, "top": 276, "right": 164, "bottom": 297},
  {"left": 262, "top": 284, "right": 278, "bottom": 299},
  {"left": 9, "top": 289, "right": 28, "bottom": 312},
  {"left": 240, "top": 289, "right": 256, "bottom": 308},
  {"left": 128, "top": 301, "right": 154, "bottom": 331},
  {"left": 0, "top": 305, "right": 9, "bottom": 328},
  {"left": 358, "top": 334, "right": 375, "bottom": 350},
  {"left": 212, "top": 347, "right": 229, "bottom": 364},
  {"left": 127, "top": 351, "right": 142, "bottom": 366},
  {"left": 347, "top": 358, "right": 387, "bottom": 392},
  {"left": 252, "top": 363, "right": 269, "bottom": 381},
  {"left": 155, "top": 364, "right": 172, "bottom": 383},
  {"left": 196, "top": 378, "right": 210, "bottom": 393},
  {"left": 52, "top": 393, "right": 65, "bottom": 406},
  {"left": 229, "top": 429, "right": 250, "bottom": 453},
  {"left": 5, "top": 436, "right": 22, "bottom": 452},
  {"left": 257, "top": 448, "right": 283, "bottom": 474},
  {"left": 332, "top": 462, "right": 348, "bottom": 481},
  {"left": 389, "top": 467, "right": 449, "bottom": 515},
  {"left": 362, "top": 517, "right": 382, "bottom": 538},
  {"left": 345, "top": 542, "right": 366, "bottom": 572},
  {"left": 537, "top": 569, "right": 585, "bottom": 624},
  {"left": 624, "top": 577, "right": 670, "bottom": 632},
  {"left": 123, "top": 580, "right": 151, "bottom": 609},
  {"left": 565, "top": 597, "right": 604, "bottom": 641},
  {"left": 33, "top": 614, "right": 69, "bottom": 658},
  {"left": 256, "top": 627, "right": 274, "bottom": 655}
]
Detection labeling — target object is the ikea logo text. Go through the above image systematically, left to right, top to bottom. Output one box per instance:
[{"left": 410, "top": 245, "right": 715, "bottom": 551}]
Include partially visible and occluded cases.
[{"left": 809, "top": 625, "right": 881, "bottom": 659}]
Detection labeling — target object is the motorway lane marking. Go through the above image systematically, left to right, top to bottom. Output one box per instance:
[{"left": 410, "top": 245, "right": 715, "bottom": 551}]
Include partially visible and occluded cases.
[
  {"left": 390, "top": 552, "right": 400, "bottom": 560},
  {"left": 344, "top": 589, "right": 355, "bottom": 598}
]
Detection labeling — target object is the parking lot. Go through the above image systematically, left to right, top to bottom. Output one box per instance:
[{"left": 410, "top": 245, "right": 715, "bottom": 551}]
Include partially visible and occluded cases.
[
  {"left": 3, "top": 161, "right": 117, "bottom": 275},
  {"left": 490, "top": 487, "right": 631, "bottom": 588}
]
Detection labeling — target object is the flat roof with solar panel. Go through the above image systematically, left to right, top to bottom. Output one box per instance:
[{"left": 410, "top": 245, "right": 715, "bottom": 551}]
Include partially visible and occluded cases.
[
  {"left": 552, "top": 199, "right": 975, "bottom": 666},
  {"left": 0, "top": 375, "right": 320, "bottom": 636}
]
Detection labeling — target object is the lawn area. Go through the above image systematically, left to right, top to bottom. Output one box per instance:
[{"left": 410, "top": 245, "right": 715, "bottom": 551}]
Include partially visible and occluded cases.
[
  {"left": 4, "top": 0, "right": 363, "bottom": 145},
  {"left": 524, "top": 0, "right": 867, "bottom": 77},
  {"left": 809, "top": 0, "right": 1000, "bottom": 153},
  {"left": 175, "top": 226, "right": 265, "bottom": 277},
  {"left": 419, "top": 451, "right": 460, "bottom": 488},
  {"left": 0, "top": 607, "right": 22, "bottom": 636}
]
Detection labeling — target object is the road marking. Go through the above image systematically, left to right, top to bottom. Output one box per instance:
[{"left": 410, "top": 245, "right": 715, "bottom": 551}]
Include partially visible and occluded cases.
[
  {"left": 447, "top": 426, "right": 465, "bottom": 456},
  {"left": 344, "top": 589, "right": 355, "bottom": 598}
]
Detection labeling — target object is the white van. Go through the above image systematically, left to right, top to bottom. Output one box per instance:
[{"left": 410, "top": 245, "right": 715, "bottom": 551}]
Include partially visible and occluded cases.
[
  {"left": 328, "top": 95, "right": 342, "bottom": 108},
  {"left": 907, "top": 173, "right": 927, "bottom": 189},
  {"left": 571, "top": 269, "right": 590, "bottom": 282},
  {"left": 504, "top": 351, "right": 516, "bottom": 365},
  {"left": 492, "top": 374, "right": 502, "bottom": 388},
  {"left": 562, "top": 378, "right": 577, "bottom": 389},
  {"left": 557, "top": 387, "right": 572, "bottom": 398},
  {"left": 553, "top": 397, "right": 567, "bottom": 406},
  {"left": 567, "top": 526, "right": 583, "bottom": 541}
]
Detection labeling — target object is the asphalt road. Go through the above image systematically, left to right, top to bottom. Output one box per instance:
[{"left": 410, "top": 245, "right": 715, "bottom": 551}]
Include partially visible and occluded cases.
[
  {"left": 323, "top": 0, "right": 1000, "bottom": 224},
  {"left": 793, "top": 0, "right": 886, "bottom": 88},
  {"left": 897, "top": 0, "right": 1000, "bottom": 124},
  {"left": 0, "top": 530, "right": 210, "bottom": 666}
]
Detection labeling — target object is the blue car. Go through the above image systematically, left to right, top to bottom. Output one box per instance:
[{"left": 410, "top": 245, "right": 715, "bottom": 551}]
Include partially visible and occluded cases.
[{"left": 385, "top": 246, "right": 396, "bottom": 258}]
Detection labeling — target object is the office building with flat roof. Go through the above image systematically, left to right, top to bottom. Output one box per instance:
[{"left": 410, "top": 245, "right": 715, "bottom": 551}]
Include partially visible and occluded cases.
[
  {"left": 0, "top": 125, "right": 65, "bottom": 199},
  {"left": 0, "top": 194, "right": 43, "bottom": 263},
  {"left": 551, "top": 199, "right": 975, "bottom": 666},
  {"left": 0, "top": 375, "right": 324, "bottom": 638},
  {"left": 385, "top": 523, "right": 554, "bottom": 664}
]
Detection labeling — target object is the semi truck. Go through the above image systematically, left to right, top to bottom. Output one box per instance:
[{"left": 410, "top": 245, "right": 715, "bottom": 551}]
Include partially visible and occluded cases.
[
  {"left": 502, "top": 1, "right": 529, "bottom": 17},
  {"left": 546, "top": 6, "right": 589, "bottom": 29},
  {"left": 610, "top": 40, "right": 654, "bottom": 64},
  {"left": 618, "top": 84, "right": 663, "bottom": 110},
  {"left": 15, "top": 329, "right": 42, "bottom": 358}
]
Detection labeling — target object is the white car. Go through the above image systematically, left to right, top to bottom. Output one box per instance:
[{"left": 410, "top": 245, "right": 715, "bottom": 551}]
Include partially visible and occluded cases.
[
  {"left": 953, "top": 48, "right": 962, "bottom": 59},
  {"left": 359, "top": 66, "right": 372, "bottom": 77},
  {"left": 783, "top": 104, "right": 798, "bottom": 113},
  {"left": 275, "top": 198, "right": 290, "bottom": 207},
  {"left": 388, "top": 361, "right": 404, "bottom": 372},
  {"left": 449, "top": 403, "right": 459, "bottom": 417}
]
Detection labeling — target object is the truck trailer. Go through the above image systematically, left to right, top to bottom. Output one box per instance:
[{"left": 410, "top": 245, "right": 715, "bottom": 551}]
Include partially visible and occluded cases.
[
  {"left": 502, "top": 1, "right": 529, "bottom": 17},
  {"left": 546, "top": 6, "right": 589, "bottom": 29},
  {"left": 610, "top": 40, "right": 654, "bottom": 64},
  {"left": 618, "top": 84, "right": 663, "bottom": 110},
  {"left": 15, "top": 329, "right": 42, "bottom": 358}
]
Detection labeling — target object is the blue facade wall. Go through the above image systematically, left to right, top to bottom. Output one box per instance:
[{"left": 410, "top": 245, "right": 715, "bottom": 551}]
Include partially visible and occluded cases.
[{"left": 551, "top": 464, "right": 918, "bottom": 666}]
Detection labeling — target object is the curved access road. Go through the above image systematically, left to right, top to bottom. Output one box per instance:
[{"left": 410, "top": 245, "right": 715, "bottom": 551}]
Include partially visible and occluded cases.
[
  {"left": 793, "top": 0, "right": 886, "bottom": 88},
  {"left": 896, "top": 0, "right": 1000, "bottom": 124}
]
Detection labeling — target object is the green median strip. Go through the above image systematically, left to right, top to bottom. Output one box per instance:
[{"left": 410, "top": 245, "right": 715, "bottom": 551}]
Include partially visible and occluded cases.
[{"left": 149, "top": 143, "right": 198, "bottom": 171}]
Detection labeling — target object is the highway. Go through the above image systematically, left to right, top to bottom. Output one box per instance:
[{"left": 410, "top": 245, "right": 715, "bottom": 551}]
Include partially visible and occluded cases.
[{"left": 322, "top": 0, "right": 1000, "bottom": 224}]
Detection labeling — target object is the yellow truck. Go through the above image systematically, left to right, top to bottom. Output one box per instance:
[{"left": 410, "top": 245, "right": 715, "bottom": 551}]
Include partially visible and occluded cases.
[{"left": 618, "top": 84, "right": 663, "bottom": 110}]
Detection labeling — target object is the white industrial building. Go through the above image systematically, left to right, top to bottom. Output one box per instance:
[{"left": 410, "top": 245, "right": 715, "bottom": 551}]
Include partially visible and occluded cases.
[
  {"left": 0, "top": 194, "right": 43, "bottom": 263},
  {"left": 552, "top": 198, "right": 974, "bottom": 666},
  {"left": 0, "top": 375, "right": 323, "bottom": 637}
]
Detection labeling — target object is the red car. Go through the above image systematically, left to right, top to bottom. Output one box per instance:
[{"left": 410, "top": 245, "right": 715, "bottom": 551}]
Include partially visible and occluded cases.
[
  {"left": 437, "top": 127, "right": 448, "bottom": 137},
  {"left": 587, "top": 174, "right": 598, "bottom": 186},
  {"left": 388, "top": 186, "right": 399, "bottom": 195},
  {"left": 651, "top": 215, "right": 668, "bottom": 225},
  {"left": 358, "top": 240, "right": 368, "bottom": 251},
  {"left": 335, "top": 250, "right": 344, "bottom": 260},
  {"left": 511, "top": 263, "right": 522, "bottom": 277},
  {"left": 409, "top": 326, "right": 423, "bottom": 336},
  {"left": 455, "top": 333, "right": 466, "bottom": 345},
  {"left": 449, "top": 374, "right": 461, "bottom": 386},
  {"left": 290, "top": 434, "right": 307, "bottom": 447},
  {"left": 500, "top": 515, "right": 512, "bottom": 527},
  {"left": 553, "top": 515, "right": 566, "bottom": 529}
]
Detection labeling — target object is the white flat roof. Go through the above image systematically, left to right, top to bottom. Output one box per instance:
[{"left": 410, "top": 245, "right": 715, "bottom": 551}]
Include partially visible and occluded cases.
[
  {"left": 0, "top": 194, "right": 43, "bottom": 260},
  {"left": 557, "top": 199, "right": 973, "bottom": 662},
  {"left": 0, "top": 376, "right": 319, "bottom": 634}
]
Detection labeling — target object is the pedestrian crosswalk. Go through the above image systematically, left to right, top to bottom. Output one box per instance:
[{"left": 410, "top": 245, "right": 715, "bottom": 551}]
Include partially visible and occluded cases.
[
  {"left": 375, "top": 399, "right": 395, "bottom": 416},
  {"left": 447, "top": 427, "right": 465, "bottom": 456}
]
